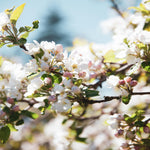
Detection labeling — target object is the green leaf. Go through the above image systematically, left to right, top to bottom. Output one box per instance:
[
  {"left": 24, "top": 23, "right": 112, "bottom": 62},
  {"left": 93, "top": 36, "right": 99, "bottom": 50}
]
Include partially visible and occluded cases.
[
  {"left": 10, "top": 3, "right": 25, "bottom": 23},
  {"left": 129, "top": 4, "right": 149, "bottom": 15},
  {"left": 32, "top": 20, "right": 39, "bottom": 29},
  {"left": 143, "top": 21, "right": 150, "bottom": 31},
  {"left": 19, "top": 27, "right": 26, "bottom": 33},
  {"left": 20, "top": 32, "right": 29, "bottom": 39},
  {"left": 5, "top": 36, "right": 15, "bottom": 42},
  {"left": 18, "top": 38, "right": 27, "bottom": 45},
  {"left": 0, "top": 42, "right": 5, "bottom": 48},
  {"left": 7, "top": 44, "right": 15, "bottom": 47},
  {"left": 35, "top": 48, "right": 44, "bottom": 59},
  {"left": 104, "top": 50, "right": 124, "bottom": 63},
  {"left": 0, "top": 56, "right": 3, "bottom": 66},
  {"left": 142, "top": 61, "right": 150, "bottom": 72},
  {"left": 41, "top": 74, "right": 53, "bottom": 83},
  {"left": 52, "top": 74, "right": 62, "bottom": 84},
  {"left": 74, "top": 79, "right": 82, "bottom": 86},
  {"left": 85, "top": 89, "right": 99, "bottom": 98},
  {"left": 122, "top": 95, "right": 131, "bottom": 104},
  {"left": 44, "top": 99, "right": 49, "bottom": 108},
  {"left": 21, "top": 110, "right": 39, "bottom": 119},
  {"left": 9, "top": 112, "right": 20, "bottom": 122},
  {"left": 16, "top": 119, "right": 24, "bottom": 126},
  {"left": 62, "top": 119, "right": 68, "bottom": 124},
  {"left": 135, "top": 121, "right": 145, "bottom": 127},
  {"left": 7, "top": 124, "right": 18, "bottom": 131},
  {"left": 0, "top": 126, "right": 10, "bottom": 144},
  {"left": 75, "top": 137, "right": 87, "bottom": 143},
  {"left": 142, "top": 139, "right": 150, "bottom": 146}
]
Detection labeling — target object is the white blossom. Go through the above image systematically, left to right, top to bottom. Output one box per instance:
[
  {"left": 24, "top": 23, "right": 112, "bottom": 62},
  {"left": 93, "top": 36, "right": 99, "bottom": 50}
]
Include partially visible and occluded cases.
[{"left": 0, "top": 12, "right": 10, "bottom": 31}]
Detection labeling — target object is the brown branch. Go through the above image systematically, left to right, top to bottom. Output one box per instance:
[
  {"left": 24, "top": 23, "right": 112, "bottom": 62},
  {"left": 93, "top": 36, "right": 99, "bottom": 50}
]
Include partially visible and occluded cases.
[
  {"left": 110, "top": 0, "right": 124, "bottom": 18},
  {"left": 19, "top": 44, "right": 35, "bottom": 58},
  {"left": 115, "top": 64, "right": 133, "bottom": 74},
  {"left": 50, "top": 70, "right": 63, "bottom": 75},
  {"left": 82, "top": 75, "right": 106, "bottom": 88},
  {"left": 132, "top": 92, "right": 150, "bottom": 95},
  {"left": 85, "top": 96, "right": 121, "bottom": 104},
  {"left": 18, "top": 99, "right": 38, "bottom": 107}
]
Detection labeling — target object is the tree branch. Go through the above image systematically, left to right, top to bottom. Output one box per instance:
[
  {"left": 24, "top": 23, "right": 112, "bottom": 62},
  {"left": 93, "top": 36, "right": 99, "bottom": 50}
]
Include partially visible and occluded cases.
[
  {"left": 110, "top": 0, "right": 124, "bottom": 18},
  {"left": 19, "top": 44, "right": 35, "bottom": 58},
  {"left": 85, "top": 96, "right": 121, "bottom": 104}
]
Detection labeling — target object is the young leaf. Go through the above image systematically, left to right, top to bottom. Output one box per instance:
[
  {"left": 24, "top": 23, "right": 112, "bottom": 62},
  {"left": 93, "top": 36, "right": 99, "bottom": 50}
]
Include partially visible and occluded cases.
[
  {"left": 10, "top": 3, "right": 25, "bottom": 23},
  {"left": 32, "top": 20, "right": 39, "bottom": 29},
  {"left": 20, "top": 32, "right": 29, "bottom": 39},
  {"left": 18, "top": 38, "right": 27, "bottom": 45},
  {"left": 0, "top": 42, "right": 5, "bottom": 48},
  {"left": 104, "top": 50, "right": 124, "bottom": 63},
  {"left": 141, "top": 61, "right": 150, "bottom": 72},
  {"left": 52, "top": 74, "right": 62, "bottom": 84},
  {"left": 85, "top": 89, "right": 99, "bottom": 98},
  {"left": 122, "top": 95, "right": 131, "bottom": 104},
  {"left": 21, "top": 110, "right": 39, "bottom": 119},
  {"left": 16, "top": 119, "right": 24, "bottom": 126},
  {"left": 0, "top": 126, "right": 10, "bottom": 144}
]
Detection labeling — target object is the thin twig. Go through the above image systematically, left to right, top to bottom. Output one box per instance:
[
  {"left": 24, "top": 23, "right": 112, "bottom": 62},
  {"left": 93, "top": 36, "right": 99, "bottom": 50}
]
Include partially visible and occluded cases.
[
  {"left": 110, "top": 0, "right": 124, "bottom": 18},
  {"left": 19, "top": 44, "right": 35, "bottom": 58},
  {"left": 132, "top": 92, "right": 150, "bottom": 95},
  {"left": 85, "top": 96, "right": 121, "bottom": 104}
]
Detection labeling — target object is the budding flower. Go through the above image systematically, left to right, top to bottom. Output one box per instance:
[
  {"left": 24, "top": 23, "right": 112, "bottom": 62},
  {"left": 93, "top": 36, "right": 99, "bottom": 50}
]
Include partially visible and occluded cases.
[
  {"left": 55, "top": 44, "right": 63, "bottom": 54},
  {"left": 88, "top": 61, "right": 93, "bottom": 68},
  {"left": 41, "top": 62, "right": 49, "bottom": 71},
  {"left": 63, "top": 72, "right": 73, "bottom": 78},
  {"left": 78, "top": 72, "right": 86, "bottom": 78},
  {"left": 90, "top": 73, "right": 97, "bottom": 79},
  {"left": 44, "top": 77, "right": 52, "bottom": 85},
  {"left": 124, "top": 77, "right": 132, "bottom": 83},
  {"left": 119, "top": 80, "right": 125, "bottom": 85},
  {"left": 129, "top": 80, "right": 137, "bottom": 87},
  {"left": 71, "top": 86, "right": 81, "bottom": 94},
  {"left": 48, "top": 95, "right": 56, "bottom": 102},
  {"left": 7, "top": 97, "right": 14, "bottom": 104},
  {"left": 12, "top": 105, "right": 20, "bottom": 112},
  {"left": 0, "top": 111, "right": 6, "bottom": 119},
  {"left": 143, "top": 126, "right": 150, "bottom": 133},
  {"left": 115, "top": 129, "right": 124, "bottom": 137},
  {"left": 126, "top": 131, "right": 134, "bottom": 139},
  {"left": 120, "top": 143, "right": 129, "bottom": 149}
]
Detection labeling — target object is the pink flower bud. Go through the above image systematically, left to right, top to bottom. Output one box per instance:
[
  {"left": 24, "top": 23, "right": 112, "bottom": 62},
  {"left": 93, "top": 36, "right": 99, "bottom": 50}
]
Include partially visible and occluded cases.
[
  {"left": 55, "top": 44, "right": 63, "bottom": 54},
  {"left": 88, "top": 61, "right": 92, "bottom": 68},
  {"left": 96, "top": 64, "right": 101, "bottom": 70},
  {"left": 63, "top": 72, "right": 73, "bottom": 78},
  {"left": 78, "top": 72, "right": 86, "bottom": 78},
  {"left": 90, "top": 73, "right": 97, "bottom": 79},
  {"left": 44, "top": 77, "right": 52, "bottom": 85},
  {"left": 124, "top": 77, "right": 132, "bottom": 83},
  {"left": 119, "top": 80, "right": 125, "bottom": 85},
  {"left": 129, "top": 80, "right": 137, "bottom": 87},
  {"left": 71, "top": 86, "right": 81, "bottom": 94},
  {"left": 48, "top": 95, "right": 56, "bottom": 102},
  {"left": 7, "top": 97, "right": 14, "bottom": 104},
  {"left": 12, "top": 105, "right": 20, "bottom": 112},
  {"left": 0, "top": 111, "right": 6, "bottom": 119},
  {"left": 144, "top": 126, "right": 150, "bottom": 133},
  {"left": 114, "top": 129, "right": 124, "bottom": 137},
  {"left": 118, "top": 129, "right": 124, "bottom": 135},
  {"left": 126, "top": 131, "right": 134, "bottom": 139},
  {"left": 121, "top": 143, "right": 129, "bottom": 149},
  {"left": 134, "top": 146, "right": 141, "bottom": 150}
]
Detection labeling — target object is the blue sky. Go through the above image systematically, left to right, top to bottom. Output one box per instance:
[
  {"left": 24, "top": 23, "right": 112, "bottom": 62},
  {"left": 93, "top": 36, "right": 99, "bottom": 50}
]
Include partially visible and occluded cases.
[{"left": 0, "top": 0, "right": 140, "bottom": 63}]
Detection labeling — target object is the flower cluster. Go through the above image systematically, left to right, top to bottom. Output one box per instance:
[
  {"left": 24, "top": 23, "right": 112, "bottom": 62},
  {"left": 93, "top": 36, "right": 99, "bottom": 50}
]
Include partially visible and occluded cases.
[{"left": 0, "top": 0, "right": 150, "bottom": 149}]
